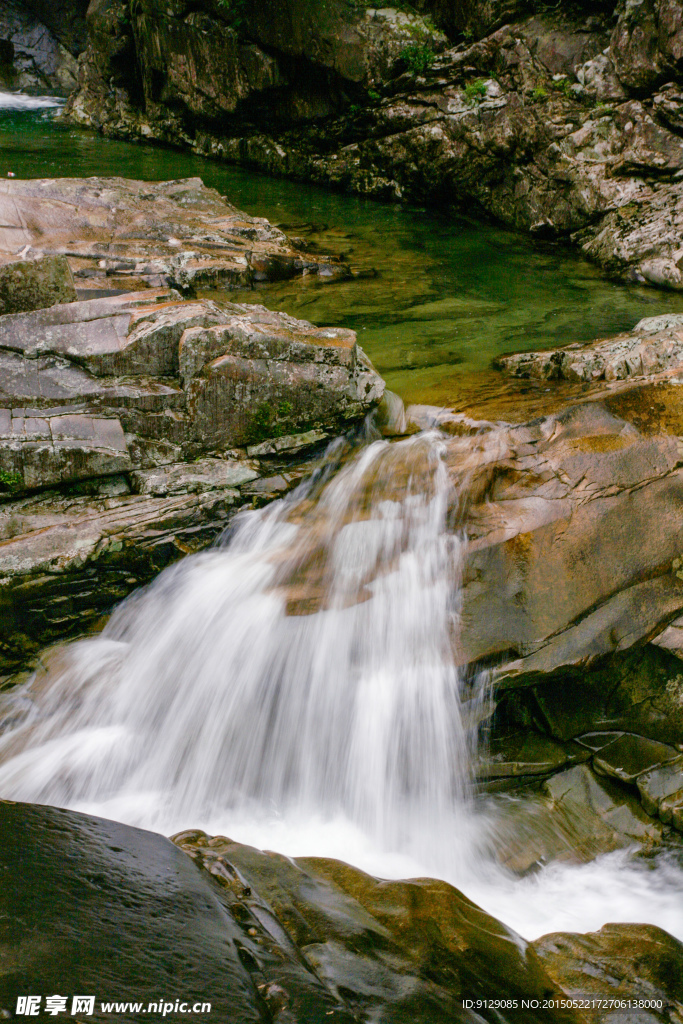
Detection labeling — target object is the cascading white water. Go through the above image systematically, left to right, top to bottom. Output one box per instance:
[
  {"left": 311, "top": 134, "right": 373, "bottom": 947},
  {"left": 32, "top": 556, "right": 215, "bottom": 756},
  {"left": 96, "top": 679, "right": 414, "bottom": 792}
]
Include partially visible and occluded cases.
[
  {"left": 0, "top": 92, "right": 64, "bottom": 110},
  {"left": 1, "top": 430, "right": 682, "bottom": 941}
]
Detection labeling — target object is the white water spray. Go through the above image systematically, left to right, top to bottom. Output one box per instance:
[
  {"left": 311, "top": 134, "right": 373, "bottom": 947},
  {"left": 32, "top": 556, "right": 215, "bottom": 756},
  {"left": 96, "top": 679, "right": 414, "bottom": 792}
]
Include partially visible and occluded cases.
[
  {"left": 0, "top": 92, "right": 64, "bottom": 111},
  {"left": 0, "top": 431, "right": 682, "bottom": 940}
]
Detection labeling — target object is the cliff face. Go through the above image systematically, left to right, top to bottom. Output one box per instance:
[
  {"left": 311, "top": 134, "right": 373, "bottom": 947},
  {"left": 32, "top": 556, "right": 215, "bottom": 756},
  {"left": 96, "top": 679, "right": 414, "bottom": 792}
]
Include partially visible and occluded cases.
[
  {"left": 0, "top": 0, "right": 80, "bottom": 95},
  {"left": 65, "top": 0, "right": 683, "bottom": 289}
]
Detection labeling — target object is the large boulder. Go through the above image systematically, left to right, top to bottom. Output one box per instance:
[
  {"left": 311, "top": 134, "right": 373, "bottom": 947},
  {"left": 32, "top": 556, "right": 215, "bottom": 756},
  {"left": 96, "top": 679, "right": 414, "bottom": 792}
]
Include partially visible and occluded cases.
[{"left": 0, "top": 177, "right": 350, "bottom": 296}]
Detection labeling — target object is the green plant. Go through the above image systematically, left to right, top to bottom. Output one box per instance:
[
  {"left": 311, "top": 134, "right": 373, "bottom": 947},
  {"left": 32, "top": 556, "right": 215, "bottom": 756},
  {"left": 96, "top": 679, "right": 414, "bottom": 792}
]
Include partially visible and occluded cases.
[
  {"left": 216, "top": 0, "right": 247, "bottom": 30},
  {"left": 401, "top": 43, "right": 435, "bottom": 76},
  {"left": 550, "top": 77, "right": 575, "bottom": 99},
  {"left": 464, "top": 78, "right": 488, "bottom": 104},
  {"left": 531, "top": 86, "right": 548, "bottom": 102},
  {"left": 367, "top": 89, "right": 381, "bottom": 102},
  {"left": 348, "top": 103, "right": 361, "bottom": 115},
  {"left": 250, "top": 401, "right": 294, "bottom": 443},
  {"left": 0, "top": 469, "right": 23, "bottom": 492}
]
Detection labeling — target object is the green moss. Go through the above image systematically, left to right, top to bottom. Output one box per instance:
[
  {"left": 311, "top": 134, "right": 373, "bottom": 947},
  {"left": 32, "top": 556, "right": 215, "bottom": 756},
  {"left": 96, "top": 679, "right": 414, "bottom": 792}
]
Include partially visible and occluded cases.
[
  {"left": 216, "top": 0, "right": 247, "bottom": 29},
  {"left": 550, "top": 77, "right": 575, "bottom": 100},
  {"left": 531, "top": 86, "right": 548, "bottom": 102},
  {"left": 250, "top": 401, "right": 295, "bottom": 442},
  {"left": 0, "top": 469, "right": 23, "bottom": 493}
]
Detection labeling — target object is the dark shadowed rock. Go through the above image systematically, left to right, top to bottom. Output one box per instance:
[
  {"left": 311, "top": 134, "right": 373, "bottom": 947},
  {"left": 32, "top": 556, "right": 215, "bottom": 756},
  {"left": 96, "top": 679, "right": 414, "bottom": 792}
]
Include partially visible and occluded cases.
[{"left": 0, "top": 0, "right": 78, "bottom": 95}]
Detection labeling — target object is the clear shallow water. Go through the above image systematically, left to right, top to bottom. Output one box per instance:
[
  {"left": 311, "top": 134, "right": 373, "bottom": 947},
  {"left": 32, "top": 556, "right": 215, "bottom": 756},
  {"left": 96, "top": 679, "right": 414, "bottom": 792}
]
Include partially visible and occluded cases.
[
  {"left": 3, "top": 104, "right": 683, "bottom": 410},
  {"left": 0, "top": 432, "right": 682, "bottom": 943}
]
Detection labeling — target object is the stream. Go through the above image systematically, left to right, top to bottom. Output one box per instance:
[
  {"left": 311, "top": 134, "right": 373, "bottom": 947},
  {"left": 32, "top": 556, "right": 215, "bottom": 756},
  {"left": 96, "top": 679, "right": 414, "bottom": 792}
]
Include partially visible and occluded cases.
[{"left": 1, "top": 93, "right": 683, "bottom": 944}]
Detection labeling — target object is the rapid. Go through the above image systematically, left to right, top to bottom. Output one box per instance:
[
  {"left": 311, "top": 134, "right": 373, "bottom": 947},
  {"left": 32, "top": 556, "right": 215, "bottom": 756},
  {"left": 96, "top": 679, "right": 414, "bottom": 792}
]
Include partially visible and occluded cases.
[{"left": 0, "top": 429, "right": 682, "bottom": 942}]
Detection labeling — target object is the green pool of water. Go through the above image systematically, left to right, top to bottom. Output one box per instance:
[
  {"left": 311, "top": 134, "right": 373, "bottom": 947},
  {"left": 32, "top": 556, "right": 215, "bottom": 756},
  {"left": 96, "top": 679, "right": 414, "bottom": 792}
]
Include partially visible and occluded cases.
[{"left": 4, "top": 106, "right": 683, "bottom": 409}]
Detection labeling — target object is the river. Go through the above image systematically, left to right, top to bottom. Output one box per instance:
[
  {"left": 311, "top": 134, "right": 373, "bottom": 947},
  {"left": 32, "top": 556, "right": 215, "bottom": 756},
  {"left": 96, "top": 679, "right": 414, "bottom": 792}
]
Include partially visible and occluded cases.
[{"left": 1, "top": 92, "right": 683, "bottom": 944}]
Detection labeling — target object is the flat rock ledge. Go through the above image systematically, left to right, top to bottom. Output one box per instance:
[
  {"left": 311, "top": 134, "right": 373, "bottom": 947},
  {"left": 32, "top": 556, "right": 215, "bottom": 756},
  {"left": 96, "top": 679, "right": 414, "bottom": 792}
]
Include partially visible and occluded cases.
[
  {"left": 0, "top": 177, "right": 351, "bottom": 298},
  {"left": 0, "top": 289, "right": 384, "bottom": 672},
  {"left": 495, "top": 313, "right": 683, "bottom": 383}
]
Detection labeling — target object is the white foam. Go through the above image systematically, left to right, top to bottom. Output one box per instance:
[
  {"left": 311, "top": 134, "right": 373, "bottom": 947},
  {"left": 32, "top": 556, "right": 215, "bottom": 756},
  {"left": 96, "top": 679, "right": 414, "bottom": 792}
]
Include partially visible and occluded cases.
[{"left": 0, "top": 91, "right": 64, "bottom": 111}]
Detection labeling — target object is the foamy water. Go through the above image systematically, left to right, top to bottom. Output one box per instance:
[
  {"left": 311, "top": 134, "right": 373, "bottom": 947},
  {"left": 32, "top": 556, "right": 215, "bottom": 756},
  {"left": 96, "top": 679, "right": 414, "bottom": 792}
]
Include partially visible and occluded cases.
[
  {"left": 0, "top": 91, "right": 64, "bottom": 111},
  {"left": 0, "top": 432, "right": 682, "bottom": 942}
]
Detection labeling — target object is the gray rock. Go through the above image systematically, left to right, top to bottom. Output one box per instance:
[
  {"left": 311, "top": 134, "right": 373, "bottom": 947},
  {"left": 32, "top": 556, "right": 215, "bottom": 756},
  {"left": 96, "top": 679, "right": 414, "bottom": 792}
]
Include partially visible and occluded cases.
[
  {"left": 0, "top": 0, "right": 77, "bottom": 95},
  {"left": 60, "top": 2, "right": 683, "bottom": 289},
  {"left": 0, "top": 177, "right": 350, "bottom": 296},
  {"left": 0, "top": 254, "right": 76, "bottom": 315},
  {"left": 495, "top": 314, "right": 683, "bottom": 383},
  {"left": 130, "top": 458, "right": 258, "bottom": 496},
  {"left": 637, "top": 756, "right": 683, "bottom": 821}
]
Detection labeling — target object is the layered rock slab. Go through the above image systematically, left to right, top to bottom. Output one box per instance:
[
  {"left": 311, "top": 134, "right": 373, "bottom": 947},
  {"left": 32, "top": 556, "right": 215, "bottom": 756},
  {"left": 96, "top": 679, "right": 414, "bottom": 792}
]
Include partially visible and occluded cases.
[
  {"left": 0, "top": 177, "right": 350, "bottom": 297},
  {"left": 0, "top": 289, "right": 384, "bottom": 671}
]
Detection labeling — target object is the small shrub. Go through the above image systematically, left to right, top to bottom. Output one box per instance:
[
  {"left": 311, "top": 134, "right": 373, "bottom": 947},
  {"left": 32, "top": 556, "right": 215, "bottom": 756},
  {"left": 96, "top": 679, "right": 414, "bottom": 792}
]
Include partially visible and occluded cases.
[
  {"left": 401, "top": 43, "right": 435, "bottom": 76},
  {"left": 550, "top": 77, "right": 575, "bottom": 99},
  {"left": 464, "top": 78, "right": 488, "bottom": 104},
  {"left": 531, "top": 86, "right": 548, "bottom": 102},
  {"left": 367, "top": 89, "right": 381, "bottom": 102},
  {"left": 0, "top": 469, "right": 23, "bottom": 492}
]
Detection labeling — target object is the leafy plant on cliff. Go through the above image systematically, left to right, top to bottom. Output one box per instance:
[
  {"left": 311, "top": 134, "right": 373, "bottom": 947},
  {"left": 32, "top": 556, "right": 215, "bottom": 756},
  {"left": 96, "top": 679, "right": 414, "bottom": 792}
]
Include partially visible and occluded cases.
[
  {"left": 216, "top": 0, "right": 247, "bottom": 30},
  {"left": 401, "top": 43, "right": 435, "bottom": 76},
  {"left": 464, "top": 78, "right": 488, "bottom": 104},
  {"left": 0, "top": 469, "right": 23, "bottom": 493}
]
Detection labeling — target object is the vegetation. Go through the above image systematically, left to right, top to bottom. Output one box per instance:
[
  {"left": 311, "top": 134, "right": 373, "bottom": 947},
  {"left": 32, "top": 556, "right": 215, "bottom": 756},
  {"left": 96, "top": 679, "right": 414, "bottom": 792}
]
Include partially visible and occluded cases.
[
  {"left": 216, "top": 0, "right": 248, "bottom": 30},
  {"left": 401, "top": 43, "right": 436, "bottom": 76},
  {"left": 464, "top": 78, "right": 488, "bottom": 103},
  {"left": 531, "top": 86, "right": 548, "bottom": 102},
  {"left": 251, "top": 401, "right": 295, "bottom": 442},
  {"left": 0, "top": 469, "right": 23, "bottom": 493}
]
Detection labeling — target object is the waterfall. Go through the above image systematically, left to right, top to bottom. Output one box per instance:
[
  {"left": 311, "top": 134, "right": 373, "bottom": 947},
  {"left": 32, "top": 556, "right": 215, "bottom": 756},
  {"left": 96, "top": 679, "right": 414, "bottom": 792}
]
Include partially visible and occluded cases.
[
  {"left": 0, "top": 92, "right": 64, "bottom": 110},
  {"left": 1, "top": 429, "right": 682, "bottom": 941},
  {"left": 0, "top": 433, "right": 486, "bottom": 854}
]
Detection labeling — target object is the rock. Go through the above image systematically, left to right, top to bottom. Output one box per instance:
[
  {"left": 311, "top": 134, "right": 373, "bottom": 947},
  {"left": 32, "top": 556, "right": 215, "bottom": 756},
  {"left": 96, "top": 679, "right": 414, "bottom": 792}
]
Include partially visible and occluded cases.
[
  {"left": 0, "top": 0, "right": 78, "bottom": 95},
  {"left": 23, "top": 0, "right": 89, "bottom": 58},
  {"left": 61, "top": 0, "right": 683, "bottom": 289},
  {"left": 0, "top": 177, "right": 350, "bottom": 296},
  {"left": 0, "top": 254, "right": 76, "bottom": 315},
  {"left": 0, "top": 288, "right": 384, "bottom": 670},
  {"left": 495, "top": 313, "right": 683, "bottom": 382},
  {"left": 446, "top": 401, "right": 683, "bottom": 691},
  {"left": 130, "top": 458, "right": 258, "bottom": 497},
  {"left": 652, "top": 614, "right": 683, "bottom": 659},
  {"left": 523, "top": 646, "right": 683, "bottom": 750},
  {"left": 477, "top": 731, "right": 590, "bottom": 787},
  {"left": 591, "top": 733, "right": 681, "bottom": 785},
  {"left": 637, "top": 756, "right": 683, "bottom": 822},
  {"left": 489, "top": 762, "right": 662, "bottom": 875},
  {"left": 543, "top": 764, "right": 662, "bottom": 848},
  {"left": 0, "top": 799, "right": 350, "bottom": 1023},
  {"left": 173, "top": 828, "right": 584, "bottom": 1024},
  {"left": 533, "top": 923, "right": 683, "bottom": 1024}
]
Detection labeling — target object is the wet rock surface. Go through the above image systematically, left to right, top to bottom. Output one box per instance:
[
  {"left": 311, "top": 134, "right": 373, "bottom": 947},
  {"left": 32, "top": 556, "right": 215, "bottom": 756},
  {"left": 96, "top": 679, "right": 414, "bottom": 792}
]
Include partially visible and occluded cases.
[
  {"left": 63, "top": 0, "right": 683, "bottom": 287},
  {"left": 0, "top": 177, "right": 350, "bottom": 296},
  {"left": 0, "top": 286, "right": 383, "bottom": 673},
  {"left": 3, "top": 799, "right": 681, "bottom": 1024},
  {"left": 533, "top": 923, "right": 683, "bottom": 1024}
]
